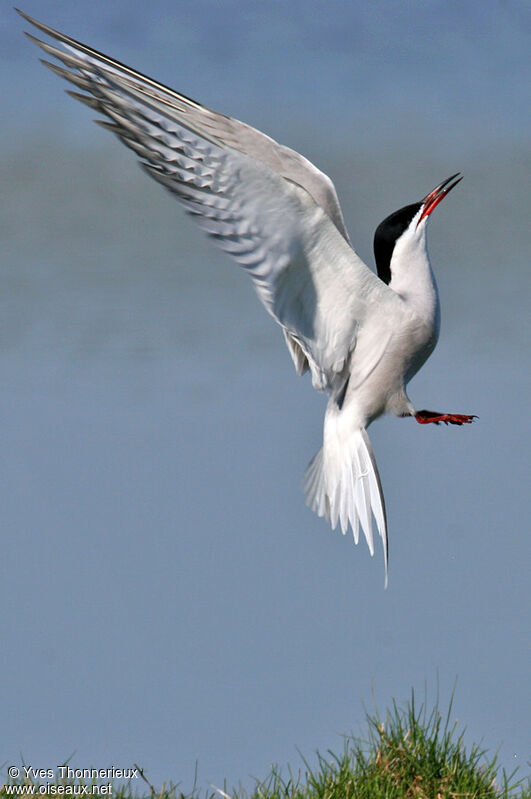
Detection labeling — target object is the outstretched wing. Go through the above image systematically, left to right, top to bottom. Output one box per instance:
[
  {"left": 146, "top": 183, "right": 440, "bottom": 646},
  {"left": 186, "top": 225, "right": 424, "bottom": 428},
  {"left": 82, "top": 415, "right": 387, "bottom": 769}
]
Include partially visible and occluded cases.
[{"left": 19, "top": 9, "right": 390, "bottom": 391}]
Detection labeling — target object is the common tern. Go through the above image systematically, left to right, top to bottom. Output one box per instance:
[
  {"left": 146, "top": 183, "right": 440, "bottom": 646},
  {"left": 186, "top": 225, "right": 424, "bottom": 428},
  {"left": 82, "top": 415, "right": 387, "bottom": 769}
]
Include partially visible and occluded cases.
[{"left": 19, "top": 9, "right": 476, "bottom": 584}]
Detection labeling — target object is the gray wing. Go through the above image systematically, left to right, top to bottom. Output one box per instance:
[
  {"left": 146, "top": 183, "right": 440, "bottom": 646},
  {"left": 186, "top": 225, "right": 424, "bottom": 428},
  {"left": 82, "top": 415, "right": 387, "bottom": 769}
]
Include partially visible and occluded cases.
[
  {"left": 18, "top": 9, "right": 351, "bottom": 245},
  {"left": 19, "top": 10, "right": 390, "bottom": 391}
]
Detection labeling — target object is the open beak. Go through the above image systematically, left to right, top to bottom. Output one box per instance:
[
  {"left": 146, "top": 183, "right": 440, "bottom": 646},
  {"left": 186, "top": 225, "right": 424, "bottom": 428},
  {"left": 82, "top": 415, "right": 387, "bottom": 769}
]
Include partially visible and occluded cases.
[{"left": 417, "top": 173, "right": 463, "bottom": 227}]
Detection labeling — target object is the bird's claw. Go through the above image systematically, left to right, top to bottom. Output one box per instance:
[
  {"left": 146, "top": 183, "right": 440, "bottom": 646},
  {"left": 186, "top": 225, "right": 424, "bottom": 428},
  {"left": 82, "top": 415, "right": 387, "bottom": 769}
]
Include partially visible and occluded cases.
[{"left": 415, "top": 410, "right": 477, "bottom": 426}]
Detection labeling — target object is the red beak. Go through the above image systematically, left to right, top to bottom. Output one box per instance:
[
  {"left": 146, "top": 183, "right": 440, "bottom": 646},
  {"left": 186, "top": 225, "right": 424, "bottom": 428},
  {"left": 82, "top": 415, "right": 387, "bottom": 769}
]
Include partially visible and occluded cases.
[{"left": 417, "top": 173, "right": 463, "bottom": 227}]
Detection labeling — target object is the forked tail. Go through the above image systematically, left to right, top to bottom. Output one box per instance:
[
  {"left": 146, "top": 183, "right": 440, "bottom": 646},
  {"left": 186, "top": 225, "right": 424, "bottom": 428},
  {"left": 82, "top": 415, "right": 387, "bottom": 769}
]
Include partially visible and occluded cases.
[{"left": 304, "top": 421, "right": 389, "bottom": 585}]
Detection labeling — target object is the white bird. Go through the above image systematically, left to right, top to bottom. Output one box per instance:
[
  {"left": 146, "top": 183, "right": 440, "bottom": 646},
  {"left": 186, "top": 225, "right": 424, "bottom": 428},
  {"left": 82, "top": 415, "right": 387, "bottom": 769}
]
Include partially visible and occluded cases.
[{"left": 19, "top": 10, "right": 476, "bottom": 584}]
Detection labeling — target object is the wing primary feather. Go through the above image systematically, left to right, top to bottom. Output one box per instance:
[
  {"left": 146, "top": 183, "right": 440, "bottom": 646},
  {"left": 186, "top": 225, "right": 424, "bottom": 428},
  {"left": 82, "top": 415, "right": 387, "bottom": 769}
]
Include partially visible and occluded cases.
[
  {"left": 17, "top": 8, "right": 206, "bottom": 112},
  {"left": 39, "top": 58, "right": 91, "bottom": 90},
  {"left": 65, "top": 90, "right": 101, "bottom": 111},
  {"left": 94, "top": 119, "right": 122, "bottom": 135}
]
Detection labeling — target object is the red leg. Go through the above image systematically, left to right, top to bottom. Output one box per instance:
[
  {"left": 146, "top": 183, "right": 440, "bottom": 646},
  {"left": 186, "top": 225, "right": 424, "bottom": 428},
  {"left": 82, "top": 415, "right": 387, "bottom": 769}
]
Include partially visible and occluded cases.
[{"left": 415, "top": 409, "right": 477, "bottom": 426}]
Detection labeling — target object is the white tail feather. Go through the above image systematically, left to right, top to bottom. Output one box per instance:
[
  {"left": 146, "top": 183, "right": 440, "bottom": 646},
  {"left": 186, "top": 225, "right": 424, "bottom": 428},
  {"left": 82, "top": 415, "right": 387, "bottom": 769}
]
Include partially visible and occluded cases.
[{"left": 304, "top": 420, "right": 388, "bottom": 586}]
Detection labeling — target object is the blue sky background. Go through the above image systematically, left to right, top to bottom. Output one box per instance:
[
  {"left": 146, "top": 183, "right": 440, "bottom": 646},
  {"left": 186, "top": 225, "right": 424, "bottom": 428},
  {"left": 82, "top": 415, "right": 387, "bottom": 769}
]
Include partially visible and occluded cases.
[{"left": 1, "top": 0, "right": 530, "bottom": 792}]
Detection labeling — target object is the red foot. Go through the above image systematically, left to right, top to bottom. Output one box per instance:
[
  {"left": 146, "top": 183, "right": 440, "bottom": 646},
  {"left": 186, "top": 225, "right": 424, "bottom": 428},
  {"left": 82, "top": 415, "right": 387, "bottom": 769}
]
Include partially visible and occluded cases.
[{"left": 415, "top": 410, "right": 477, "bottom": 426}]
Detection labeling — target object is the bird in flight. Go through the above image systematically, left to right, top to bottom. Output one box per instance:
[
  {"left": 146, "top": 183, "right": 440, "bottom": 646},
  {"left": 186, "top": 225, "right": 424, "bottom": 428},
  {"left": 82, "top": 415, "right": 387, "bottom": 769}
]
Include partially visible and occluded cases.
[{"left": 19, "top": 9, "right": 476, "bottom": 585}]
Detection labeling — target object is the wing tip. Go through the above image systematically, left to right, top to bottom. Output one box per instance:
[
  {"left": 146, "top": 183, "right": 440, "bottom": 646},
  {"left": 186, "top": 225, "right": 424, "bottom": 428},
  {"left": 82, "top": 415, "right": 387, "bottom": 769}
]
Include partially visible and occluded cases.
[{"left": 15, "top": 7, "right": 31, "bottom": 22}]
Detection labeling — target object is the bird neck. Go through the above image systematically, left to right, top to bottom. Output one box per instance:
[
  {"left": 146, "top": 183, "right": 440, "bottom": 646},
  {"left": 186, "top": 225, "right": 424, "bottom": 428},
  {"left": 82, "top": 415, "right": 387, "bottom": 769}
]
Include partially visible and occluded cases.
[{"left": 389, "top": 229, "right": 440, "bottom": 326}]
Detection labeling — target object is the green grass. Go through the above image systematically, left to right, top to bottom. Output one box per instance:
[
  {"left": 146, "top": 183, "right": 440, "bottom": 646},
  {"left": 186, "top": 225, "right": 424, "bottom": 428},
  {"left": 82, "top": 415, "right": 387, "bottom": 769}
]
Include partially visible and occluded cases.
[
  {"left": 2, "top": 693, "right": 529, "bottom": 799},
  {"left": 231, "top": 693, "right": 530, "bottom": 799}
]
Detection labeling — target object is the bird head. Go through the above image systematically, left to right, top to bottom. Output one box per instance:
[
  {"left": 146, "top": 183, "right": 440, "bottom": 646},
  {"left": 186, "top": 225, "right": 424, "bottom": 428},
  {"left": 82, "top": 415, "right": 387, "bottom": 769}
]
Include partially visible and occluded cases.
[{"left": 373, "top": 174, "right": 462, "bottom": 286}]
